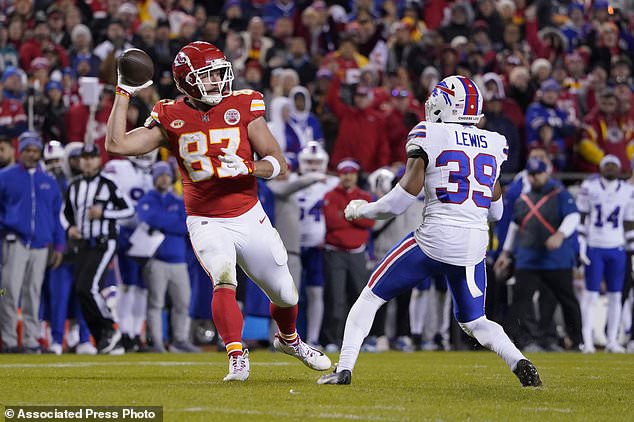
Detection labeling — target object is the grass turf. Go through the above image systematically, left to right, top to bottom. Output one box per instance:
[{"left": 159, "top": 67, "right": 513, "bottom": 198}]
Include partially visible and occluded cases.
[{"left": 1, "top": 351, "right": 632, "bottom": 421}]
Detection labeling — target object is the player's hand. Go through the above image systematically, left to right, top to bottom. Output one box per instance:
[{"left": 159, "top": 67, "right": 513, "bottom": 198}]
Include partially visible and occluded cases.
[
  {"left": 117, "top": 72, "right": 153, "bottom": 96},
  {"left": 218, "top": 148, "right": 254, "bottom": 175},
  {"left": 344, "top": 200, "right": 368, "bottom": 220},
  {"left": 88, "top": 204, "right": 103, "bottom": 220},
  {"left": 68, "top": 226, "right": 82, "bottom": 240},
  {"left": 545, "top": 231, "right": 565, "bottom": 250},
  {"left": 49, "top": 250, "right": 63, "bottom": 269},
  {"left": 494, "top": 251, "right": 512, "bottom": 274},
  {"left": 579, "top": 251, "right": 591, "bottom": 266}
]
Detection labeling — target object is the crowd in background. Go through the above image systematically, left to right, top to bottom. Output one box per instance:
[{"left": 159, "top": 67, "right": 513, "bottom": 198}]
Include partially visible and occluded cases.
[{"left": 1, "top": 0, "right": 634, "bottom": 354}]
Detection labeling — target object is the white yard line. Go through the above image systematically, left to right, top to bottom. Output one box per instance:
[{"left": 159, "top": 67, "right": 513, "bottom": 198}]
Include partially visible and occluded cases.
[
  {"left": 0, "top": 361, "right": 290, "bottom": 369},
  {"left": 173, "top": 406, "right": 392, "bottom": 420},
  {"left": 522, "top": 407, "right": 573, "bottom": 414}
]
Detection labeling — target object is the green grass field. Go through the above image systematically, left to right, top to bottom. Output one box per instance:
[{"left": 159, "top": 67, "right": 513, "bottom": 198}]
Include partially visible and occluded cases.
[{"left": 1, "top": 351, "right": 633, "bottom": 421}]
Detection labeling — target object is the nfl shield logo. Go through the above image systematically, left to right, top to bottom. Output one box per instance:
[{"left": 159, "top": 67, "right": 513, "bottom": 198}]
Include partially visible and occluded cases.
[{"left": 224, "top": 109, "right": 241, "bottom": 125}]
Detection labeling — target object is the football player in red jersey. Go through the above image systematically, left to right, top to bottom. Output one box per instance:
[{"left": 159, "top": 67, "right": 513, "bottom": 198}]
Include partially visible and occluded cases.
[{"left": 106, "top": 41, "right": 331, "bottom": 381}]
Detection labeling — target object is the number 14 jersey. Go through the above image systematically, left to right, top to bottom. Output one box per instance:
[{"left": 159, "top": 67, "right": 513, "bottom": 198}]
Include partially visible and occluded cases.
[
  {"left": 146, "top": 90, "right": 265, "bottom": 218},
  {"left": 406, "top": 121, "right": 508, "bottom": 266},
  {"left": 576, "top": 176, "right": 634, "bottom": 249}
]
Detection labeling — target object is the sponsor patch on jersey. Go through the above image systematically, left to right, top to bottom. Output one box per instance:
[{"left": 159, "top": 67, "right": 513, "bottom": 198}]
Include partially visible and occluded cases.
[
  {"left": 250, "top": 99, "right": 265, "bottom": 112},
  {"left": 224, "top": 108, "right": 240, "bottom": 125},
  {"left": 170, "top": 119, "right": 185, "bottom": 129}
]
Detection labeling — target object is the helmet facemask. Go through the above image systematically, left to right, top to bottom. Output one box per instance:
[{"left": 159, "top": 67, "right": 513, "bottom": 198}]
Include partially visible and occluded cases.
[{"left": 185, "top": 61, "right": 234, "bottom": 105}]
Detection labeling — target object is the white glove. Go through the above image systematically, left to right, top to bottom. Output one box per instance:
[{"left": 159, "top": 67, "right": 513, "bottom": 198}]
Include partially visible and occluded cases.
[
  {"left": 117, "top": 74, "right": 153, "bottom": 96},
  {"left": 218, "top": 148, "right": 254, "bottom": 175},
  {"left": 344, "top": 199, "right": 368, "bottom": 220},
  {"left": 578, "top": 236, "right": 591, "bottom": 266}
]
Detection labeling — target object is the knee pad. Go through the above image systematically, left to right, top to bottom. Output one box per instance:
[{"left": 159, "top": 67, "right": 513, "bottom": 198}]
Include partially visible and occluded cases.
[
  {"left": 204, "top": 255, "right": 237, "bottom": 288},
  {"left": 269, "top": 275, "right": 299, "bottom": 307}
]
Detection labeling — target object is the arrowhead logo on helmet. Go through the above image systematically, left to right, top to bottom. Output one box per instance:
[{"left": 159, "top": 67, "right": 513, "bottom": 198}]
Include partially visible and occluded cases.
[{"left": 172, "top": 41, "right": 235, "bottom": 106}]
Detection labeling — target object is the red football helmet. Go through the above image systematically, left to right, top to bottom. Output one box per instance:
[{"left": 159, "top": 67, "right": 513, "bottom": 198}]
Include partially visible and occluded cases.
[{"left": 172, "top": 41, "right": 234, "bottom": 105}]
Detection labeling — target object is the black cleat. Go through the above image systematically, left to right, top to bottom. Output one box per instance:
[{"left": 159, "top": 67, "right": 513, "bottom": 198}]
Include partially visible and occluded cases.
[
  {"left": 513, "top": 359, "right": 542, "bottom": 387},
  {"left": 317, "top": 369, "right": 352, "bottom": 385}
]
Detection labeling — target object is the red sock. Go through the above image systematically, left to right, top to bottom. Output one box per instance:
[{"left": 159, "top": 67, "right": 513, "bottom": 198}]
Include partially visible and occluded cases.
[
  {"left": 212, "top": 288, "right": 244, "bottom": 356},
  {"left": 270, "top": 303, "right": 298, "bottom": 343}
]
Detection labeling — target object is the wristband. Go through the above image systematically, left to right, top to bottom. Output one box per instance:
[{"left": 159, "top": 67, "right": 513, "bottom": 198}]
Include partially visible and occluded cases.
[{"left": 262, "top": 155, "right": 281, "bottom": 179}]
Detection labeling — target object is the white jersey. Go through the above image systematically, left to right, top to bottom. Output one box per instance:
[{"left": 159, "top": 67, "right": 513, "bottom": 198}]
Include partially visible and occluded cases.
[
  {"left": 406, "top": 121, "right": 508, "bottom": 266},
  {"left": 102, "top": 159, "right": 154, "bottom": 228},
  {"left": 296, "top": 175, "right": 339, "bottom": 248},
  {"left": 576, "top": 176, "right": 634, "bottom": 249}
]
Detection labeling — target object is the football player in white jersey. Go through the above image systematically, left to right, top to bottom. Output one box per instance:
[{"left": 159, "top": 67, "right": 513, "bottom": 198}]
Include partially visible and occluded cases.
[
  {"left": 317, "top": 76, "right": 541, "bottom": 387},
  {"left": 295, "top": 142, "right": 339, "bottom": 347},
  {"left": 103, "top": 151, "right": 157, "bottom": 350},
  {"left": 576, "top": 155, "right": 634, "bottom": 353}
]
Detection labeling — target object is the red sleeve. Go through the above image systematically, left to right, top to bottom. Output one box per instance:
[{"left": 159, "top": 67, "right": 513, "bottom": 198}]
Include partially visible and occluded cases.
[
  {"left": 525, "top": 17, "right": 544, "bottom": 58},
  {"left": 325, "top": 77, "right": 350, "bottom": 118},
  {"left": 243, "top": 90, "right": 266, "bottom": 122},
  {"left": 145, "top": 100, "right": 168, "bottom": 129},
  {"left": 323, "top": 191, "right": 349, "bottom": 230}
]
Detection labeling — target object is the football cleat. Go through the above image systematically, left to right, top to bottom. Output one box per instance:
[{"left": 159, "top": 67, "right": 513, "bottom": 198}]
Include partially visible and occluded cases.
[
  {"left": 97, "top": 329, "right": 122, "bottom": 354},
  {"left": 273, "top": 334, "right": 331, "bottom": 371},
  {"left": 76, "top": 342, "right": 97, "bottom": 355},
  {"left": 605, "top": 342, "right": 626, "bottom": 354},
  {"left": 223, "top": 349, "right": 250, "bottom": 382},
  {"left": 513, "top": 359, "right": 542, "bottom": 387},
  {"left": 317, "top": 369, "right": 352, "bottom": 385}
]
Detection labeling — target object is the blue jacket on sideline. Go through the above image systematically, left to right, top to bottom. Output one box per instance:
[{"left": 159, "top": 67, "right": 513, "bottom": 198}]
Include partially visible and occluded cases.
[
  {"left": 0, "top": 163, "right": 65, "bottom": 251},
  {"left": 136, "top": 189, "right": 187, "bottom": 263}
]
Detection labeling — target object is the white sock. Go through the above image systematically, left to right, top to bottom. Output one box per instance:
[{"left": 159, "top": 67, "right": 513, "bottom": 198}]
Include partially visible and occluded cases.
[
  {"left": 117, "top": 286, "right": 134, "bottom": 335},
  {"left": 132, "top": 286, "right": 148, "bottom": 337},
  {"left": 306, "top": 286, "right": 324, "bottom": 345},
  {"left": 337, "top": 288, "right": 386, "bottom": 373},
  {"left": 409, "top": 288, "right": 428, "bottom": 335},
  {"left": 581, "top": 291, "right": 599, "bottom": 349},
  {"left": 606, "top": 292, "right": 622, "bottom": 346},
  {"left": 459, "top": 316, "right": 526, "bottom": 370}
]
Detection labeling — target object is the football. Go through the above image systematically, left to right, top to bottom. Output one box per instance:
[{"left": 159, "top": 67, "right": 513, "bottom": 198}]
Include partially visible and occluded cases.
[{"left": 117, "top": 48, "right": 154, "bottom": 86}]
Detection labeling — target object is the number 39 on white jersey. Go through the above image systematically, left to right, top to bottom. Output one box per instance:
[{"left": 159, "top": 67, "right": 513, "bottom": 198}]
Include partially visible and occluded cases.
[
  {"left": 406, "top": 121, "right": 508, "bottom": 266},
  {"left": 576, "top": 176, "right": 634, "bottom": 249}
]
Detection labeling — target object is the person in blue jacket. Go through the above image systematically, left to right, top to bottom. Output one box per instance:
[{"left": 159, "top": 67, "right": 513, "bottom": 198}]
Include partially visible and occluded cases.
[
  {"left": 0, "top": 131, "right": 65, "bottom": 353},
  {"left": 137, "top": 161, "right": 200, "bottom": 353}
]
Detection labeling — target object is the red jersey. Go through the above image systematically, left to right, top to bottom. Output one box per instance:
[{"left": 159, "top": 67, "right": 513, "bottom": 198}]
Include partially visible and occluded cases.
[{"left": 147, "top": 90, "right": 266, "bottom": 218}]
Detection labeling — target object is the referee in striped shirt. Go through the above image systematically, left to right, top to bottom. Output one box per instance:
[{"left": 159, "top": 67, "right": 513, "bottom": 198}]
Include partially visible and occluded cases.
[{"left": 61, "top": 144, "right": 134, "bottom": 354}]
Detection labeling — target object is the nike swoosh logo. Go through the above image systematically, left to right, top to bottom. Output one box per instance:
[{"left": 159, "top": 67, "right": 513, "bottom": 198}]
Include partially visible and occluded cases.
[{"left": 259, "top": 216, "right": 266, "bottom": 224}]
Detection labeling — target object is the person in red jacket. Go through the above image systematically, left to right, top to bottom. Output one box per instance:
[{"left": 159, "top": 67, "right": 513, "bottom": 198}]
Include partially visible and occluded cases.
[
  {"left": 326, "top": 73, "right": 389, "bottom": 173},
  {"left": 321, "top": 159, "right": 374, "bottom": 351}
]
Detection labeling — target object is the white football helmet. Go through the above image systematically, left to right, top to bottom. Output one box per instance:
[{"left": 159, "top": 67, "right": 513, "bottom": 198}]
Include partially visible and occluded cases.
[
  {"left": 425, "top": 75, "right": 483, "bottom": 124},
  {"left": 43, "top": 140, "right": 65, "bottom": 161},
  {"left": 298, "top": 141, "right": 328, "bottom": 174},
  {"left": 129, "top": 149, "right": 159, "bottom": 171},
  {"left": 367, "top": 167, "right": 396, "bottom": 197}
]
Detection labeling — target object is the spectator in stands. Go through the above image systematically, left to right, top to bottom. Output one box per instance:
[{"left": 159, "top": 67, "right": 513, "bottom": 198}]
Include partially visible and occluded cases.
[
  {"left": 263, "top": 0, "right": 296, "bottom": 31},
  {"left": 438, "top": 2, "right": 472, "bottom": 43},
  {"left": 0, "top": 18, "right": 19, "bottom": 72},
  {"left": 18, "top": 18, "right": 69, "bottom": 72},
  {"left": 386, "top": 20, "right": 428, "bottom": 80},
  {"left": 68, "top": 24, "right": 101, "bottom": 78},
  {"left": 286, "top": 37, "right": 317, "bottom": 87},
  {"left": 2, "top": 66, "right": 25, "bottom": 101},
  {"left": 507, "top": 66, "right": 534, "bottom": 113},
  {"left": 326, "top": 69, "right": 389, "bottom": 173},
  {"left": 0, "top": 78, "right": 27, "bottom": 140},
  {"left": 525, "top": 79, "right": 576, "bottom": 152},
  {"left": 40, "top": 80, "right": 68, "bottom": 144},
  {"left": 615, "top": 81, "right": 634, "bottom": 120},
  {"left": 289, "top": 85, "right": 324, "bottom": 146},
  {"left": 384, "top": 87, "right": 421, "bottom": 167},
  {"left": 578, "top": 87, "right": 634, "bottom": 173},
  {"left": 482, "top": 92, "right": 521, "bottom": 174},
  {"left": 0, "top": 131, "right": 65, "bottom": 353},
  {"left": 0, "top": 137, "right": 15, "bottom": 169},
  {"left": 495, "top": 158, "right": 582, "bottom": 352},
  {"left": 321, "top": 159, "right": 373, "bottom": 351},
  {"left": 139, "top": 162, "right": 200, "bottom": 353}
]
